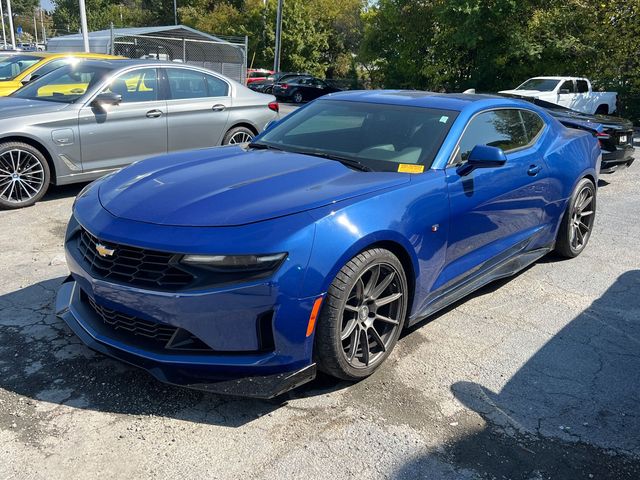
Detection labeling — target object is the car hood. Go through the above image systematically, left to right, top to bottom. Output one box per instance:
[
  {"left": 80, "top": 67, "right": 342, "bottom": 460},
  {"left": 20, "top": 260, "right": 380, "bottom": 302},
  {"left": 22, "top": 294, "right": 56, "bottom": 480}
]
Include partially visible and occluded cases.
[
  {"left": 0, "top": 96, "right": 69, "bottom": 119},
  {"left": 98, "top": 146, "right": 410, "bottom": 227}
]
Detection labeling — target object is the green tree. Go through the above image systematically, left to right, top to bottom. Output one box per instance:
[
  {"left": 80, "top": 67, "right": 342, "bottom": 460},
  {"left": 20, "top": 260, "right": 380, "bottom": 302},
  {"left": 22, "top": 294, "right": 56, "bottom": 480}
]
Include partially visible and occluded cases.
[{"left": 180, "top": 0, "right": 360, "bottom": 77}]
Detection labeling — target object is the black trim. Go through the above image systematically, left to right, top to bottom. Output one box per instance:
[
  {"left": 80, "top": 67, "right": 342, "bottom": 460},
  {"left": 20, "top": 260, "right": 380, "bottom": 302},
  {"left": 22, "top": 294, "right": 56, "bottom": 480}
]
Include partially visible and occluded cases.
[{"left": 409, "top": 241, "right": 553, "bottom": 326}]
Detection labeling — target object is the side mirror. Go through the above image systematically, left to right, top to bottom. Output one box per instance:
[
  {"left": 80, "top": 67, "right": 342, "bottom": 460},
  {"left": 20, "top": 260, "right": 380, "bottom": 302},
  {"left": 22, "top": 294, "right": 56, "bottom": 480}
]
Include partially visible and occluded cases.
[
  {"left": 559, "top": 88, "right": 571, "bottom": 95},
  {"left": 92, "top": 92, "right": 122, "bottom": 107},
  {"left": 458, "top": 145, "right": 507, "bottom": 176}
]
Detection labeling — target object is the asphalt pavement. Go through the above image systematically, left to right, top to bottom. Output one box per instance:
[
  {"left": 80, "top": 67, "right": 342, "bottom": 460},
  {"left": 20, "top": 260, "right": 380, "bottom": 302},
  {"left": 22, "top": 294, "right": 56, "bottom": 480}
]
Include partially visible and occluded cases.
[{"left": 0, "top": 139, "right": 638, "bottom": 479}]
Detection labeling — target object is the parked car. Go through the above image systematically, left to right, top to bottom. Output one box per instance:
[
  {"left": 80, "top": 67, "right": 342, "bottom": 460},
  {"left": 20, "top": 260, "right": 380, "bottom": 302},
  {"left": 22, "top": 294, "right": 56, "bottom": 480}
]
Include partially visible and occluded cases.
[
  {"left": 0, "top": 52, "right": 121, "bottom": 96},
  {"left": 0, "top": 59, "right": 278, "bottom": 209},
  {"left": 246, "top": 68, "right": 274, "bottom": 85},
  {"left": 248, "top": 72, "right": 309, "bottom": 94},
  {"left": 273, "top": 76, "right": 341, "bottom": 103},
  {"left": 499, "top": 77, "right": 617, "bottom": 115},
  {"left": 56, "top": 91, "right": 599, "bottom": 398},
  {"left": 501, "top": 93, "right": 634, "bottom": 173}
]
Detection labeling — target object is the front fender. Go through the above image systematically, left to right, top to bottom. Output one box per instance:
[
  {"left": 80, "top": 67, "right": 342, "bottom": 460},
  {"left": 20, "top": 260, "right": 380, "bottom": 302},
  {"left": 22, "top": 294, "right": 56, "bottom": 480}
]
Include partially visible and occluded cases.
[{"left": 301, "top": 171, "right": 450, "bottom": 316}]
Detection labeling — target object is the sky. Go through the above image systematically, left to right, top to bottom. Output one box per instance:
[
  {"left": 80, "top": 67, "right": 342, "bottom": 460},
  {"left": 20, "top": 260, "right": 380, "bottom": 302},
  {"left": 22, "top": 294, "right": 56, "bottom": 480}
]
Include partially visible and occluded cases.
[{"left": 41, "top": 0, "right": 54, "bottom": 11}]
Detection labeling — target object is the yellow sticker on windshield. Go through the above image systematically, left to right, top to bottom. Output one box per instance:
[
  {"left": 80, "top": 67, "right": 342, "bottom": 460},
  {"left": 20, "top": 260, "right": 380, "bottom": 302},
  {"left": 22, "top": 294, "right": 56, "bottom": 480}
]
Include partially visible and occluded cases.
[{"left": 398, "top": 164, "right": 424, "bottom": 174}]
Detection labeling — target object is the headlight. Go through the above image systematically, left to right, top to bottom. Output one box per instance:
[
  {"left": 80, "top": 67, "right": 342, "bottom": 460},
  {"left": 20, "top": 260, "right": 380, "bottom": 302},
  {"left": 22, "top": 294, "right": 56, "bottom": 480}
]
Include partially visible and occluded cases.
[{"left": 181, "top": 253, "right": 287, "bottom": 272}]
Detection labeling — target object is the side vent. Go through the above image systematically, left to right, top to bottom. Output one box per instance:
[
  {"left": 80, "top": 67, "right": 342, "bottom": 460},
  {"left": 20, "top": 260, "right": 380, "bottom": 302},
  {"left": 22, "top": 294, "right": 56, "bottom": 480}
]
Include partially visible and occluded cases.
[{"left": 256, "top": 311, "right": 275, "bottom": 352}]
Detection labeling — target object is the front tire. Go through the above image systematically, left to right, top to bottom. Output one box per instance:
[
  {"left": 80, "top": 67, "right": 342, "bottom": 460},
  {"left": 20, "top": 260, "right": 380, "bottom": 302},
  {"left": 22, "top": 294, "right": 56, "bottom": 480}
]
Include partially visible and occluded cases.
[
  {"left": 292, "top": 91, "right": 304, "bottom": 104},
  {"left": 222, "top": 126, "right": 255, "bottom": 145},
  {"left": 0, "top": 141, "right": 50, "bottom": 210},
  {"left": 555, "top": 178, "right": 596, "bottom": 258},
  {"left": 315, "top": 248, "right": 408, "bottom": 381}
]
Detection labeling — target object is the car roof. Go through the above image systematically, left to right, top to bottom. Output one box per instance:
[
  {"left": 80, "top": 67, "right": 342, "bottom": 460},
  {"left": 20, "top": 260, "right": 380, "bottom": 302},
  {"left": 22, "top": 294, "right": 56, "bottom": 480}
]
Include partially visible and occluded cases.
[
  {"left": 4, "top": 52, "right": 120, "bottom": 60},
  {"left": 56, "top": 58, "right": 202, "bottom": 69},
  {"left": 527, "top": 76, "right": 586, "bottom": 81},
  {"left": 326, "top": 90, "right": 520, "bottom": 112}
]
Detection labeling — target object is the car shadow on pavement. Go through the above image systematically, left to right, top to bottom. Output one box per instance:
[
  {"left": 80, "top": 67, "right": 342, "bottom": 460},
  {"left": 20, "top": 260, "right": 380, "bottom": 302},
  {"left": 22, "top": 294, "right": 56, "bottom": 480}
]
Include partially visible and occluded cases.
[
  {"left": 41, "top": 183, "right": 87, "bottom": 203},
  {"left": 392, "top": 270, "right": 640, "bottom": 479},
  {"left": 0, "top": 277, "right": 296, "bottom": 428}
]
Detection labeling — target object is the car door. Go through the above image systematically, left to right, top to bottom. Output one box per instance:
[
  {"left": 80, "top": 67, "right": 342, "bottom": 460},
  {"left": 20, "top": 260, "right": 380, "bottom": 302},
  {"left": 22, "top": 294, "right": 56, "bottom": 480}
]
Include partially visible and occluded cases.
[
  {"left": 78, "top": 67, "right": 167, "bottom": 171},
  {"left": 164, "top": 67, "right": 231, "bottom": 151},
  {"left": 309, "top": 78, "right": 330, "bottom": 99},
  {"left": 556, "top": 79, "right": 578, "bottom": 109},
  {"left": 571, "top": 79, "right": 591, "bottom": 113},
  {"left": 436, "top": 108, "right": 549, "bottom": 290}
]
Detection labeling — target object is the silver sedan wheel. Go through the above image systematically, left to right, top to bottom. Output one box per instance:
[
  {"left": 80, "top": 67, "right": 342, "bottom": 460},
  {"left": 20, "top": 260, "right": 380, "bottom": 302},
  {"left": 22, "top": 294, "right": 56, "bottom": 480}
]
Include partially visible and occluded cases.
[
  {"left": 227, "top": 131, "right": 254, "bottom": 144},
  {"left": 0, "top": 149, "right": 45, "bottom": 204}
]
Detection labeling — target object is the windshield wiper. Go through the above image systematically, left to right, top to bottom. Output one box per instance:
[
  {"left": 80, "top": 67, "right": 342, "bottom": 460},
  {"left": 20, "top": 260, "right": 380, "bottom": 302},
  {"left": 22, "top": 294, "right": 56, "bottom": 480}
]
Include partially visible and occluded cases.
[
  {"left": 247, "top": 142, "right": 284, "bottom": 151},
  {"left": 296, "top": 151, "right": 373, "bottom": 172}
]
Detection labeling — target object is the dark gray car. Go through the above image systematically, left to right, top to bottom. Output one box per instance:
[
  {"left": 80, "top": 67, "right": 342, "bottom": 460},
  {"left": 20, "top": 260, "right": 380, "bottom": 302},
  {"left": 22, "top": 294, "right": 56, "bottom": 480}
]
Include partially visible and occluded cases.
[{"left": 0, "top": 59, "right": 278, "bottom": 209}]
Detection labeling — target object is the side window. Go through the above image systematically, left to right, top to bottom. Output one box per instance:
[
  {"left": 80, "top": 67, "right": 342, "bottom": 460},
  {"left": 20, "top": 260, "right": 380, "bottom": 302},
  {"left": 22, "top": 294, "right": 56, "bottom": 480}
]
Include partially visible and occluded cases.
[
  {"left": 33, "top": 59, "right": 72, "bottom": 78},
  {"left": 101, "top": 68, "right": 158, "bottom": 103},
  {"left": 167, "top": 68, "right": 207, "bottom": 99},
  {"left": 205, "top": 74, "right": 229, "bottom": 96},
  {"left": 559, "top": 80, "right": 575, "bottom": 93},
  {"left": 576, "top": 80, "right": 589, "bottom": 93},
  {"left": 456, "top": 110, "right": 528, "bottom": 162},
  {"left": 520, "top": 110, "right": 545, "bottom": 142}
]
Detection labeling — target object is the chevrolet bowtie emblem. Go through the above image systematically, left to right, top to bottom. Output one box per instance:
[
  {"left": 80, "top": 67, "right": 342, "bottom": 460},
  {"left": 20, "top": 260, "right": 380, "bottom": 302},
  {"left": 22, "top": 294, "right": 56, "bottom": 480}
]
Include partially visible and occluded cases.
[{"left": 95, "top": 243, "right": 115, "bottom": 257}]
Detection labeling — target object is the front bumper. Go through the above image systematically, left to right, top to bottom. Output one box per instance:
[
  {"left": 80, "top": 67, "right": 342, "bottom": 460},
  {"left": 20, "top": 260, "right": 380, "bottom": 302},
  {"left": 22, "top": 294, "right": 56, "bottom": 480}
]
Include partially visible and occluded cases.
[{"left": 56, "top": 278, "right": 317, "bottom": 398}]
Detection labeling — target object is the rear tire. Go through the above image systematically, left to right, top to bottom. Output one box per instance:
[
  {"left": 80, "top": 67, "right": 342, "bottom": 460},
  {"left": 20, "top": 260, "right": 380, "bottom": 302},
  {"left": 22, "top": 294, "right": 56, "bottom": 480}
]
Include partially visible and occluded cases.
[
  {"left": 292, "top": 91, "right": 304, "bottom": 104},
  {"left": 222, "top": 126, "right": 255, "bottom": 145},
  {"left": 0, "top": 141, "right": 50, "bottom": 210},
  {"left": 555, "top": 178, "right": 596, "bottom": 258},
  {"left": 315, "top": 248, "right": 408, "bottom": 381}
]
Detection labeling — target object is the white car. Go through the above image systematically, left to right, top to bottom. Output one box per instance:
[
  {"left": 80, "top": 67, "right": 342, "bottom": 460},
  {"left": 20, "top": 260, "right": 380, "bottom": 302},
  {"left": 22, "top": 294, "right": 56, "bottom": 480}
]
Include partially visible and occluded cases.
[{"left": 499, "top": 77, "right": 617, "bottom": 115}]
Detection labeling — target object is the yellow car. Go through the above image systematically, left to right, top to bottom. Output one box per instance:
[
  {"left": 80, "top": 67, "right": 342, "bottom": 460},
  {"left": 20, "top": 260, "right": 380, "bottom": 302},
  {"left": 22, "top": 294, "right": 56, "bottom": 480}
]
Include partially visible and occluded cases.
[{"left": 0, "top": 52, "right": 121, "bottom": 96}]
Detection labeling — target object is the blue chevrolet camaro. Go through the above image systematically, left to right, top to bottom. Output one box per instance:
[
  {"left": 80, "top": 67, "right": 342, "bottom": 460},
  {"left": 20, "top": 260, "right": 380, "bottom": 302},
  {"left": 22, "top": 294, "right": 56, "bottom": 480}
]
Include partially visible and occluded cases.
[{"left": 56, "top": 91, "right": 600, "bottom": 397}]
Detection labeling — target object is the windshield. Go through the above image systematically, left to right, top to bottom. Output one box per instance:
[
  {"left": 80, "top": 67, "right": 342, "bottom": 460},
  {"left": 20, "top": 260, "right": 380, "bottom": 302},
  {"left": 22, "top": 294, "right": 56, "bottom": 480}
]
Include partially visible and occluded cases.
[
  {"left": 0, "top": 55, "right": 41, "bottom": 80},
  {"left": 12, "top": 63, "right": 113, "bottom": 103},
  {"left": 516, "top": 78, "right": 560, "bottom": 92},
  {"left": 255, "top": 100, "right": 458, "bottom": 172}
]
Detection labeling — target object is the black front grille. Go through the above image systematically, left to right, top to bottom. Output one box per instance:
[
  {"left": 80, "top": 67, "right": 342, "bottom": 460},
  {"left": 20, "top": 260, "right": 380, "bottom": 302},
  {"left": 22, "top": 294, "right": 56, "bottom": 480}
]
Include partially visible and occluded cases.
[
  {"left": 76, "top": 229, "right": 194, "bottom": 290},
  {"left": 84, "top": 292, "right": 213, "bottom": 351},
  {"left": 87, "top": 294, "right": 177, "bottom": 344}
]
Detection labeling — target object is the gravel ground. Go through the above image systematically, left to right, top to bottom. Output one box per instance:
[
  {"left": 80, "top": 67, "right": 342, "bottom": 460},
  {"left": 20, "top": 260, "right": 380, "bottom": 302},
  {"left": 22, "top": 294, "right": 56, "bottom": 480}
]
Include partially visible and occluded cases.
[{"left": 0, "top": 143, "right": 639, "bottom": 479}]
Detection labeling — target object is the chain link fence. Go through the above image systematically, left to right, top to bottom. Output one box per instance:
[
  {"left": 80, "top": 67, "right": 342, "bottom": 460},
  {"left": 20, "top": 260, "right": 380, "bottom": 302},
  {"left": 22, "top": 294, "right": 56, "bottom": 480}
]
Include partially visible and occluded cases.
[
  {"left": 47, "top": 27, "right": 248, "bottom": 84},
  {"left": 111, "top": 33, "right": 248, "bottom": 84}
]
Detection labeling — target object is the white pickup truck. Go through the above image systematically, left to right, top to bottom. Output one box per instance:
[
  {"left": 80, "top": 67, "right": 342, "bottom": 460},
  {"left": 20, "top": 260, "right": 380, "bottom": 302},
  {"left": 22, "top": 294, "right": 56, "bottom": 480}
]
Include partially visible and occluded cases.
[{"left": 499, "top": 77, "right": 617, "bottom": 115}]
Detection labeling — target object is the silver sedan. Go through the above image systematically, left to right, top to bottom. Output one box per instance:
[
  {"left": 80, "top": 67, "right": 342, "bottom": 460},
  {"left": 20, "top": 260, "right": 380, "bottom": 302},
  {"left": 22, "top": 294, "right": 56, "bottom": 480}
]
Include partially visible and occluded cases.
[{"left": 0, "top": 59, "right": 278, "bottom": 209}]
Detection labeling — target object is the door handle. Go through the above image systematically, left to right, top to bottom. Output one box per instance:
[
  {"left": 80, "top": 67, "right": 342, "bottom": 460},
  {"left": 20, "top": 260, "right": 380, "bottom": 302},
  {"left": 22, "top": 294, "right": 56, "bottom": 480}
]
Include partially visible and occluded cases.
[
  {"left": 212, "top": 104, "right": 226, "bottom": 112},
  {"left": 146, "top": 109, "right": 163, "bottom": 118},
  {"left": 527, "top": 164, "right": 542, "bottom": 176}
]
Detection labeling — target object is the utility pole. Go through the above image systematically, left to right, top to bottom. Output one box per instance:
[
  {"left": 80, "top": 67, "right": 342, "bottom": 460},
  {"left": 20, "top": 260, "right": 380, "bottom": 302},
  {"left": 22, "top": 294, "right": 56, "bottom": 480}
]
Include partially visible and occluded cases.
[
  {"left": 6, "top": 0, "right": 15, "bottom": 49},
  {"left": 78, "top": 0, "right": 89, "bottom": 52},
  {"left": 173, "top": 0, "right": 177, "bottom": 25},
  {"left": 273, "top": 0, "right": 283, "bottom": 72},
  {"left": 0, "top": 1, "right": 7, "bottom": 49},
  {"left": 40, "top": 9, "right": 46, "bottom": 44},
  {"left": 33, "top": 13, "right": 37, "bottom": 45}
]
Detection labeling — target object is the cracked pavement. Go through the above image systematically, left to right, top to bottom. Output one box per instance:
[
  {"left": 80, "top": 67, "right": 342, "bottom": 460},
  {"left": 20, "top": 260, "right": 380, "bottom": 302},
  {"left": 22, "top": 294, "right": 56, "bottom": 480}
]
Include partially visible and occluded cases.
[{"left": 1, "top": 146, "right": 639, "bottom": 479}]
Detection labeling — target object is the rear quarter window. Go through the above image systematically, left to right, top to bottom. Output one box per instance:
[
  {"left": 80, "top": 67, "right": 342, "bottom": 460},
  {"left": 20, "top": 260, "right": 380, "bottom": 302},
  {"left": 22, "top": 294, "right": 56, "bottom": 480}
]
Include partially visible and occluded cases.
[{"left": 520, "top": 110, "right": 545, "bottom": 142}]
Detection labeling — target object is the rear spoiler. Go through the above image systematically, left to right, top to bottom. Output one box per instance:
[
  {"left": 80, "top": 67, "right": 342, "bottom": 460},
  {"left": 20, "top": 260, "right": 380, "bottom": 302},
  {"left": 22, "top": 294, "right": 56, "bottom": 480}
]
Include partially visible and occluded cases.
[{"left": 557, "top": 117, "right": 605, "bottom": 136}]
